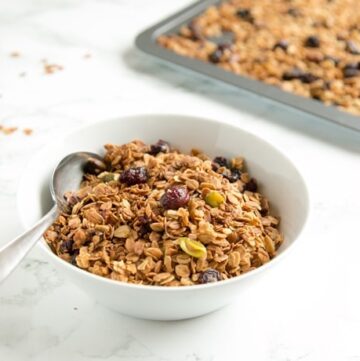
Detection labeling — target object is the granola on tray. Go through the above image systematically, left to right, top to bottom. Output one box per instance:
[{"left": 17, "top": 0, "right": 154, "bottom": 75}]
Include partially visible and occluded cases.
[
  {"left": 158, "top": 0, "right": 360, "bottom": 116},
  {"left": 44, "top": 140, "right": 283, "bottom": 286}
]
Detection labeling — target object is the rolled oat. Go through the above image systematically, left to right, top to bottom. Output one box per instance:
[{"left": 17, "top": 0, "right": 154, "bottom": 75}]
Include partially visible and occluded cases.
[
  {"left": 158, "top": 0, "right": 360, "bottom": 116},
  {"left": 44, "top": 139, "right": 283, "bottom": 286}
]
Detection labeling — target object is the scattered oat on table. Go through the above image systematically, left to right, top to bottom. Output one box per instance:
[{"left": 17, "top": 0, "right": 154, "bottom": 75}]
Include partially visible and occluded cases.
[
  {"left": 158, "top": 0, "right": 360, "bottom": 116},
  {"left": 10, "top": 51, "right": 20, "bottom": 58},
  {"left": 42, "top": 60, "right": 64, "bottom": 75},
  {"left": 0, "top": 125, "right": 18, "bottom": 135},
  {"left": 0, "top": 125, "right": 34, "bottom": 136},
  {"left": 23, "top": 128, "right": 33, "bottom": 136},
  {"left": 44, "top": 139, "right": 283, "bottom": 287}
]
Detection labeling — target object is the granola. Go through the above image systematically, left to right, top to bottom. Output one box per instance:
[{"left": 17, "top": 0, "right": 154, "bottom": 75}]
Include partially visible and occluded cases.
[
  {"left": 158, "top": 0, "right": 360, "bottom": 116},
  {"left": 44, "top": 140, "right": 283, "bottom": 286}
]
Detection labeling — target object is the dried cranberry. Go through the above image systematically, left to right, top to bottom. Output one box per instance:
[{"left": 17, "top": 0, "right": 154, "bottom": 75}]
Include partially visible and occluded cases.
[
  {"left": 236, "top": 8, "right": 254, "bottom": 23},
  {"left": 305, "top": 36, "right": 320, "bottom": 48},
  {"left": 273, "top": 40, "right": 289, "bottom": 51},
  {"left": 149, "top": 139, "right": 170, "bottom": 155},
  {"left": 213, "top": 156, "right": 229, "bottom": 168},
  {"left": 83, "top": 157, "right": 107, "bottom": 175},
  {"left": 120, "top": 166, "right": 148, "bottom": 186},
  {"left": 224, "top": 168, "right": 242, "bottom": 183},
  {"left": 244, "top": 178, "right": 258, "bottom": 192},
  {"left": 160, "top": 185, "right": 190, "bottom": 210},
  {"left": 137, "top": 216, "right": 151, "bottom": 238},
  {"left": 199, "top": 269, "right": 222, "bottom": 284}
]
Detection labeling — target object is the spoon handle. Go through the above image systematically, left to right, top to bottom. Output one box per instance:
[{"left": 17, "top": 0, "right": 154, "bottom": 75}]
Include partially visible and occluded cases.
[{"left": 0, "top": 205, "right": 58, "bottom": 283}]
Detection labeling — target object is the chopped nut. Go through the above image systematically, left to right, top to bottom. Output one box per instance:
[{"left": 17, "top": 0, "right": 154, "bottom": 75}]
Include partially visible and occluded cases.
[
  {"left": 157, "top": 0, "right": 360, "bottom": 116},
  {"left": 43, "top": 139, "right": 283, "bottom": 286},
  {"left": 205, "top": 191, "right": 225, "bottom": 207},
  {"left": 114, "top": 225, "right": 131, "bottom": 238},
  {"left": 178, "top": 237, "right": 207, "bottom": 259}
]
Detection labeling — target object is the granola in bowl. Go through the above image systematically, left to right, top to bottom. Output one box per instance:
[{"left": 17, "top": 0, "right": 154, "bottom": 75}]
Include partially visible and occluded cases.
[{"left": 44, "top": 139, "right": 283, "bottom": 286}]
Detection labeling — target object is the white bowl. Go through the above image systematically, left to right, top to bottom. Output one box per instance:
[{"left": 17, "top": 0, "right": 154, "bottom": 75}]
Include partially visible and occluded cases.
[{"left": 17, "top": 114, "right": 309, "bottom": 320}]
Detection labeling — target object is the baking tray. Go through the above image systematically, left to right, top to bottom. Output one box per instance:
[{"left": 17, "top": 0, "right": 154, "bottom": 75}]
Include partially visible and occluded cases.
[{"left": 135, "top": 0, "right": 360, "bottom": 132}]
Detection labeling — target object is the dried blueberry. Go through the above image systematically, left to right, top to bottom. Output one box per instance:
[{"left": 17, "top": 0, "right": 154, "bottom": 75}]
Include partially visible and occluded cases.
[
  {"left": 287, "top": 7, "right": 301, "bottom": 17},
  {"left": 236, "top": 8, "right": 254, "bottom": 23},
  {"left": 188, "top": 21, "right": 203, "bottom": 41},
  {"left": 305, "top": 36, "right": 320, "bottom": 48},
  {"left": 273, "top": 40, "right": 289, "bottom": 51},
  {"left": 346, "top": 41, "right": 360, "bottom": 55},
  {"left": 209, "top": 43, "right": 232, "bottom": 64},
  {"left": 218, "top": 43, "right": 232, "bottom": 52},
  {"left": 209, "top": 49, "right": 223, "bottom": 63},
  {"left": 343, "top": 63, "right": 360, "bottom": 78},
  {"left": 344, "top": 63, "right": 359, "bottom": 70},
  {"left": 343, "top": 66, "right": 359, "bottom": 78},
  {"left": 282, "top": 68, "right": 318, "bottom": 83},
  {"left": 282, "top": 68, "right": 304, "bottom": 81},
  {"left": 300, "top": 73, "right": 319, "bottom": 84},
  {"left": 323, "top": 80, "right": 332, "bottom": 90},
  {"left": 149, "top": 139, "right": 170, "bottom": 155},
  {"left": 213, "top": 156, "right": 229, "bottom": 168},
  {"left": 83, "top": 157, "right": 107, "bottom": 175},
  {"left": 120, "top": 166, "right": 148, "bottom": 186},
  {"left": 224, "top": 168, "right": 242, "bottom": 183},
  {"left": 244, "top": 178, "right": 258, "bottom": 192},
  {"left": 160, "top": 185, "right": 190, "bottom": 210},
  {"left": 60, "top": 240, "right": 74, "bottom": 254},
  {"left": 70, "top": 250, "right": 79, "bottom": 266},
  {"left": 199, "top": 269, "right": 222, "bottom": 284}
]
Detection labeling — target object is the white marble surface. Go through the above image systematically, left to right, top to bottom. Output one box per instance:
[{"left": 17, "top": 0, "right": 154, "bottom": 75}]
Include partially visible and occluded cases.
[{"left": 1, "top": 0, "right": 360, "bottom": 360}]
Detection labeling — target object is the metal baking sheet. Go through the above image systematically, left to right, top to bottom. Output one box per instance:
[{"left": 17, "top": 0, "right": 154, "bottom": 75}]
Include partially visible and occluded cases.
[{"left": 135, "top": 0, "right": 360, "bottom": 131}]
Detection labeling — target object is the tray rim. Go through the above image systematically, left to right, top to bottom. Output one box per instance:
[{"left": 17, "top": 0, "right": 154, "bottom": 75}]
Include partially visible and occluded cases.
[{"left": 135, "top": 0, "right": 360, "bottom": 132}]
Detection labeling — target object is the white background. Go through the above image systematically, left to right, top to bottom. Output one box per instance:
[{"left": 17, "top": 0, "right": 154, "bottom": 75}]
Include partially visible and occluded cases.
[{"left": 1, "top": 0, "right": 360, "bottom": 360}]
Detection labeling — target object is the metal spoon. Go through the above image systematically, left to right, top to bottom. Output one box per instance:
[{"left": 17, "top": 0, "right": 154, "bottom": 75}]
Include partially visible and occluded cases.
[{"left": 0, "top": 151, "right": 104, "bottom": 283}]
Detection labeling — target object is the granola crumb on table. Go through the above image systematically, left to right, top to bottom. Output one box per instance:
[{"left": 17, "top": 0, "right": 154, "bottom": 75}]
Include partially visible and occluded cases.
[
  {"left": 157, "top": 0, "right": 360, "bottom": 116},
  {"left": 0, "top": 125, "right": 33, "bottom": 136},
  {"left": 44, "top": 140, "right": 283, "bottom": 286}
]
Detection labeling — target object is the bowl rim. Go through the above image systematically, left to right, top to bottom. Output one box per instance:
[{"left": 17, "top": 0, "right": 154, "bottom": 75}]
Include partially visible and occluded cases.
[{"left": 16, "top": 113, "right": 310, "bottom": 292}]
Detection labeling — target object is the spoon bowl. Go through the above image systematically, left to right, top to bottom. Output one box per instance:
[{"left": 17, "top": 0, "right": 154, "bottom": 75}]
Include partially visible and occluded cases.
[
  {"left": 0, "top": 151, "right": 103, "bottom": 283},
  {"left": 51, "top": 152, "right": 104, "bottom": 210}
]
